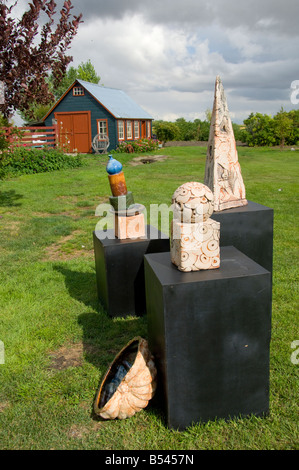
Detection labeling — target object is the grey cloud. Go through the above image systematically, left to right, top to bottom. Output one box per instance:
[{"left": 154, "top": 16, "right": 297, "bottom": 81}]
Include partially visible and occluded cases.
[
  {"left": 63, "top": 0, "right": 299, "bottom": 122},
  {"left": 72, "top": 0, "right": 299, "bottom": 36}
]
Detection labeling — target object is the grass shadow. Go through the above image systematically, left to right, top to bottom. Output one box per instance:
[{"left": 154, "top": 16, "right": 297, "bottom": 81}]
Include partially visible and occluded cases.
[
  {"left": 0, "top": 189, "right": 23, "bottom": 207},
  {"left": 53, "top": 263, "right": 165, "bottom": 424},
  {"left": 53, "top": 264, "right": 99, "bottom": 311}
]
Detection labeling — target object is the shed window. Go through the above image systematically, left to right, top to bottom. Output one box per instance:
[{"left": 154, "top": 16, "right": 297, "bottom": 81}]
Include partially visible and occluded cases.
[
  {"left": 73, "top": 86, "right": 84, "bottom": 96},
  {"left": 97, "top": 119, "right": 108, "bottom": 138},
  {"left": 118, "top": 120, "right": 124, "bottom": 140},
  {"left": 126, "top": 120, "right": 133, "bottom": 140},
  {"left": 134, "top": 121, "right": 139, "bottom": 139},
  {"left": 147, "top": 121, "right": 151, "bottom": 138}
]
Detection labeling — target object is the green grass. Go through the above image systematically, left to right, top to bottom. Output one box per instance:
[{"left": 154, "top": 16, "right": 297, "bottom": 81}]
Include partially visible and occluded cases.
[{"left": 0, "top": 146, "right": 298, "bottom": 450}]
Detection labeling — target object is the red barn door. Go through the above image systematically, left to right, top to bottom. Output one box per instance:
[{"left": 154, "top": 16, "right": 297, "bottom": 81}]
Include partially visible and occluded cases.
[{"left": 55, "top": 111, "right": 91, "bottom": 153}]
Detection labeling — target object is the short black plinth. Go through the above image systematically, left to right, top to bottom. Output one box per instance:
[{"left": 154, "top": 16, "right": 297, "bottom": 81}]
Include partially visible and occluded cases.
[
  {"left": 211, "top": 200, "right": 273, "bottom": 273},
  {"left": 93, "top": 225, "right": 169, "bottom": 318},
  {"left": 145, "top": 247, "right": 272, "bottom": 430}
]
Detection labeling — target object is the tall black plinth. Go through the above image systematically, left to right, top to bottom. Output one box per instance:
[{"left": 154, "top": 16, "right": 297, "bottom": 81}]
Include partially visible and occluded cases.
[
  {"left": 211, "top": 201, "right": 273, "bottom": 273},
  {"left": 93, "top": 225, "right": 169, "bottom": 318},
  {"left": 145, "top": 247, "right": 272, "bottom": 430}
]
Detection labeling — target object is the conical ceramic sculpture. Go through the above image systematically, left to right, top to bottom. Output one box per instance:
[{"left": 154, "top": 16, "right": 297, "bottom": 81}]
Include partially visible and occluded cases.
[{"left": 204, "top": 76, "right": 247, "bottom": 212}]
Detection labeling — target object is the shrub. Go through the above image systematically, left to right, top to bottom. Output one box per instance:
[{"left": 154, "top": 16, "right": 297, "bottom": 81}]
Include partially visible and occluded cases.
[
  {"left": 153, "top": 121, "right": 180, "bottom": 143},
  {"left": 114, "top": 138, "right": 159, "bottom": 153},
  {"left": 0, "top": 147, "right": 83, "bottom": 179}
]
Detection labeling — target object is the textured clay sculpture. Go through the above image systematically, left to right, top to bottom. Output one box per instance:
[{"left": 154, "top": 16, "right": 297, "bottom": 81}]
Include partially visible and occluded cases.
[
  {"left": 204, "top": 76, "right": 247, "bottom": 212},
  {"left": 106, "top": 155, "right": 145, "bottom": 239},
  {"left": 171, "top": 182, "right": 220, "bottom": 272},
  {"left": 94, "top": 337, "right": 157, "bottom": 420}
]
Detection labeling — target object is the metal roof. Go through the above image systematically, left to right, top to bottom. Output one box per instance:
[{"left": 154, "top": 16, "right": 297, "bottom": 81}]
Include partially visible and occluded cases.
[{"left": 77, "top": 80, "right": 153, "bottom": 120}]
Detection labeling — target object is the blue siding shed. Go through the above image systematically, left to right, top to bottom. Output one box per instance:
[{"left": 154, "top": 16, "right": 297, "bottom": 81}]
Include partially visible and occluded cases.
[{"left": 43, "top": 79, "right": 153, "bottom": 153}]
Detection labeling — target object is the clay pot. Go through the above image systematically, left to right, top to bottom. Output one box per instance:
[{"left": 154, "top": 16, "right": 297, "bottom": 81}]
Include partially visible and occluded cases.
[{"left": 94, "top": 337, "right": 157, "bottom": 420}]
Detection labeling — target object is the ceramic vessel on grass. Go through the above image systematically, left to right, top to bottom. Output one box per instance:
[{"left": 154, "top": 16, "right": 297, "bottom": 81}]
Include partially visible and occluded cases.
[{"left": 94, "top": 337, "right": 157, "bottom": 420}]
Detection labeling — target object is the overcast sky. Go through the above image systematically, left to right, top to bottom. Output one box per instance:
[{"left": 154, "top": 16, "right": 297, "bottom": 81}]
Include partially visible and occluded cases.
[{"left": 12, "top": 0, "right": 299, "bottom": 123}]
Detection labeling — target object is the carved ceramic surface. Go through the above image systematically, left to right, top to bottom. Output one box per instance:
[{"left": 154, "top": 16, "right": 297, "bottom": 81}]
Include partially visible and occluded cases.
[
  {"left": 204, "top": 76, "right": 247, "bottom": 212},
  {"left": 172, "top": 182, "right": 214, "bottom": 223},
  {"left": 171, "top": 219, "right": 220, "bottom": 272},
  {"left": 94, "top": 337, "right": 157, "bottom": 420}
]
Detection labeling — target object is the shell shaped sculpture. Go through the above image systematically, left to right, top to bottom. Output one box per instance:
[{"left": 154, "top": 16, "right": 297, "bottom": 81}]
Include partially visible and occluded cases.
[
  {"left": 172, "top": 182, "right": 214, "bottom": 223},
  {"left": 94, "top": 337, "right": 157, "bottom": 420}
]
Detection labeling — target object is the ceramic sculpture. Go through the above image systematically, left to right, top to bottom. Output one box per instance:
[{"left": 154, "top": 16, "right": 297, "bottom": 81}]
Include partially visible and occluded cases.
[
  {"left": 204, "top": 76, "right": 247, "bottom": 212},
  {"left": 106, "top": 155, "right": 145, "bottom": 239},
  {"left": 171, "top": 182, "right": 220, "bottom": 272},
  {"left": 93, "top": 337, "right": 157, "bottom": 420}
]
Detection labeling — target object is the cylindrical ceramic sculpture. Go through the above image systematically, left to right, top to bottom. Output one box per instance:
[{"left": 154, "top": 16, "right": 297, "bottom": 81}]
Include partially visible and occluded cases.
[
  {"left": 105, "top": 155, "right": 145, "bottom": 239},
  {"left": 106, "top": 155, "right": 128, "bottom": 196},
  {"left": 171, "top": 182, "right": 220, "bottom": 272},
  {"left": 94, "top": 337, "right": 157, "bottom": 420}
]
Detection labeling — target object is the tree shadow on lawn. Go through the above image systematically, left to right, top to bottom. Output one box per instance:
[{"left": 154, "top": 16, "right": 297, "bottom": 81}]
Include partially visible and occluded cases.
[
  {"left": 0, "top": 189, "right": 23, "bottom": 207},
  {"left": 52, "top": 263, "right": 147, "bottom": 371},
  {"left": 53, "top": 264, "right": 99, "bottom": 311}
]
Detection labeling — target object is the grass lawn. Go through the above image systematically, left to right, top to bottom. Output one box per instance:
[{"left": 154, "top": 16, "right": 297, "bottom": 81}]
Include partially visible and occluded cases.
[{"left": 0, "top": 146, "right": 298, "bottom": 450}]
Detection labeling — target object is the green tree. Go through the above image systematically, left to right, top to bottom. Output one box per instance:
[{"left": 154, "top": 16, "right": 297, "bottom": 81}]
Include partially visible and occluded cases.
[
  {"left": 20, "top": 60, "right": 101, "bottom": 123},
  {"left": 48, "top": 60, "right": 101, "bottom": 100},
  {"left": 77, "top": 60, "right": 101, "bottom": 84},
  {"left": 18, "top": 102, "right": 54, "bottom": 125},
  {"left": 273, "top": 107, "right": 293, "bottom": 149},
  {"left": 205, "top": 108, "right": 212, "bottom": 123},
  {"left": 287, "top": 109, "right": 299, "bottom": 145},
  {"left": 242, "top": 112, "right": 277, "bottom": 146},
  {"left": 175, "top": 118, "right": 197, "bottom": 141},
  {"left": 196, "top": 119, "right": 210, "bottom": 141},
  {"left": 152, "top": 121, "right": 180, "bottom": 144},
  {"left": 232, "top": 122, "right": 243, "bottom": 142}
]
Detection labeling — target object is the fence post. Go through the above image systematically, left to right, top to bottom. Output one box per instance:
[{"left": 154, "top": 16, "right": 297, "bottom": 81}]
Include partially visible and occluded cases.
[{"left": 54, "top": 122, "right": 59, "bottom": 148}]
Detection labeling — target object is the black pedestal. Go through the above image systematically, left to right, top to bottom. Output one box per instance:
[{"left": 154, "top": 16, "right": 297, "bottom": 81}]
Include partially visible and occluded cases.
[
  {"left": 211, "top": 201, "right": 273, "bottom": 272},
  {"left": 93, "top": 225, "right": 170, "bottom": 317},
  {"left": 145, "top": 247, "right": 272, "bottom": 430}
]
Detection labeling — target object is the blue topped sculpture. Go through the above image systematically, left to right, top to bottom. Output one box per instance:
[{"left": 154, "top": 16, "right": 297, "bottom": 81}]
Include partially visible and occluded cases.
[
  {"left": 105, "top": 154, "right": 145, "bottom": 239},
  {"left": 106, "top": 155, "right": 123, "bottom": 175}
]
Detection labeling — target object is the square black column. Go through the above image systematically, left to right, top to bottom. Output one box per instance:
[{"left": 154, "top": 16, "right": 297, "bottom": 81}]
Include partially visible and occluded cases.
[
  {"left": 211, "top": 201, "right": 273, "bottom": 272},
  {"left": 93, "top": 225, "right": 170, "bottom": 317},
  {"left": 145, "top": 247, "right": 272, "bottom": 430}
]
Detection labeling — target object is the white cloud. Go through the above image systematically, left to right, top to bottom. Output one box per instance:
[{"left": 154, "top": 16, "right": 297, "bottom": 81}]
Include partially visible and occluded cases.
[
  {"left": 5, "top": 0, "right": 299, "bottom": 123},
  {"left": 67, "top": 9, "right": 299, "bottom": 123}
]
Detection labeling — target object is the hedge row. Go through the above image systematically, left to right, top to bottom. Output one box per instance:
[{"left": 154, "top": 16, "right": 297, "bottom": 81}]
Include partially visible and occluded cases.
[{"left": 0, "top": 147, "right": 83, "bottom": 179}]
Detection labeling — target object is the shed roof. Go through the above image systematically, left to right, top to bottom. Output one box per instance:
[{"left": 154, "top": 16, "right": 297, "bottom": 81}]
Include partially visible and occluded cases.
[
  {"left": 43, "top": 79, "right": 153, "bottom": 121},
  {"left": 77, "top": 80, "right": 153, "bottom": 120}
]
